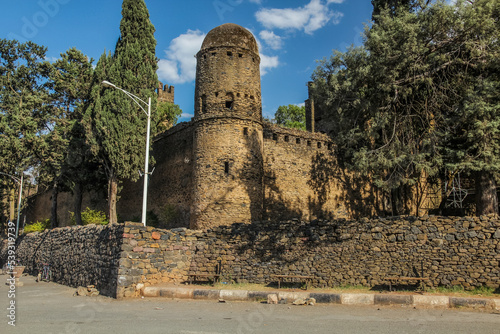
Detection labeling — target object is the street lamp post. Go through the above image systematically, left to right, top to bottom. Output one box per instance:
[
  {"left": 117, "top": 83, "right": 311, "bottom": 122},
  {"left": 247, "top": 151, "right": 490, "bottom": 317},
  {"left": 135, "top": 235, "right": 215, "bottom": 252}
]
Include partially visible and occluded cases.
[
  {"left": 102, "top": 80, "right": 151, "bottom": 227},
  {"left": 0, "top": 172, "right": 24, "bottom": 238}
]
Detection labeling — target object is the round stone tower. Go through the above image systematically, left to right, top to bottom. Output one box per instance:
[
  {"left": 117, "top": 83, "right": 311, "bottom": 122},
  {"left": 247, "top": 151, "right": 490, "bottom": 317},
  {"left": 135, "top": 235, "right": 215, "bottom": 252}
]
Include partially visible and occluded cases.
[{"left": 190, "top": 23, "right": 264, "bottom": 229}]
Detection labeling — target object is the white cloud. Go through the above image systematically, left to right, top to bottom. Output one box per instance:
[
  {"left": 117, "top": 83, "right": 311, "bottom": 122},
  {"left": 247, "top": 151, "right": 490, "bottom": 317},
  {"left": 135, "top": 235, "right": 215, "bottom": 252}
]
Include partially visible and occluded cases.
[
  {"left": 255, "top": 0, "right": 344, "bottom": 34},
  {"left": 247, "top": 27, "right": 280, "bottom": 75},
  {"left": 158, "top": 28, "right": 279, "bottom": 83},
  {"left": 157, "top": 30, "right": 205, "bottom": 84},
  {"left": 259, "top": 30, "right": 283, "bottom": 50},
  {"left": 260, "top": 54, "right": 279, "bottom": 75},
  {"left": 45, "top": 56, "right": 60, "bottom": 63},
  {"left": 181, "top": 113, "right": 194, "bottom": 119}
]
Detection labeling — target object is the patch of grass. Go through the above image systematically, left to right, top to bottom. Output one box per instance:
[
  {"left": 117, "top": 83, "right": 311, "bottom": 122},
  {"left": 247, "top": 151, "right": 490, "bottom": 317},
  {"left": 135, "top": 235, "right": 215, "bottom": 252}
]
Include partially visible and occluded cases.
[
  {"left": 212, "top": 282, "right": 276, "bottom": 291},
  {"left": 428, "top": 285, "right": 497, "bottom": 297}
]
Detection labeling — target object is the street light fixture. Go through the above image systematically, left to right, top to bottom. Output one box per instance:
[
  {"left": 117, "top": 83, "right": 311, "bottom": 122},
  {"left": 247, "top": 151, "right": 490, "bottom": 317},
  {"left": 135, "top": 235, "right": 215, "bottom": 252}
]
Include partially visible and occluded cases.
[
  {"left": 101, "top": 80, "right": 151, "bottom": 227},
  {"left": 0, "top": 172, "right": 24, "bottom": 238}
]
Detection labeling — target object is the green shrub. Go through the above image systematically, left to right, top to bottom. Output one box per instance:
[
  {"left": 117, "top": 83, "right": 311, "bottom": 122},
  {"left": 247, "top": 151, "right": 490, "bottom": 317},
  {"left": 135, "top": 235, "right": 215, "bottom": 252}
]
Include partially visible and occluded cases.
[
  {"left": 70, "top": 208, "right": 109, "bottom": 225},
  {"left": 24, "top": 219, "right": 51, "bottom": 233}
]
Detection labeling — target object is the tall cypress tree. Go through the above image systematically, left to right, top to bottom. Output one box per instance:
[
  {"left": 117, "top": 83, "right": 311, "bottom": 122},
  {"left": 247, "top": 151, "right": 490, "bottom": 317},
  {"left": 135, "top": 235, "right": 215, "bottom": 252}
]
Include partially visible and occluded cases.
[{"left": 85, "top": 0, "right": 158, "bottom": 224}]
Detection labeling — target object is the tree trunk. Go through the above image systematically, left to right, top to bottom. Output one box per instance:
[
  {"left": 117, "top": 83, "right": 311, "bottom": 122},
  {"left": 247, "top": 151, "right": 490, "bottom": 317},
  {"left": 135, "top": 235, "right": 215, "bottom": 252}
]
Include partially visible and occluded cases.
[
  {"left": 475, "top": 171, "right": 498, "bottom": 216},
  {"left": 108, "top": 172, "right": 118, "bottom": 225},
  {"left": 51, "top": 181, "right": 58, "bottom": 228},
  {"left": 74, "top": 182, "right": 83, "bottom": 226},
  {"left": 390, "top": 188, "right": 403, "bottom": 216}
]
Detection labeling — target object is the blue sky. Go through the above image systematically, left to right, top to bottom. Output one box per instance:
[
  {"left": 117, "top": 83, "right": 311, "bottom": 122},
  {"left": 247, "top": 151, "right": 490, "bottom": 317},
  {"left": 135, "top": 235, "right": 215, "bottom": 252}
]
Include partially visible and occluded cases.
[{"left": 1, "top": 0, "right": 373, "bottom": 122}]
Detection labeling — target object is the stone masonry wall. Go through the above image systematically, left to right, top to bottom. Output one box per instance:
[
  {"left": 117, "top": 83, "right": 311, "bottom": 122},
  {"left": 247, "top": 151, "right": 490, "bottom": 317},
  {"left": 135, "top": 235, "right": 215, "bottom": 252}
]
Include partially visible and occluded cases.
[
  {"left": 191, "top": 118, "right": 264, "bottom": 229},
  {"left": 118, "top": 122, "right": 195, "bottom": 228},
  {"left": 263, "top": 123, "right": 347, "bottom": 221},
  {"left": 4, "top": 216, "right": 499, "bottom": 299},
  {"left": 118, "top": 216, "right": 500, "bottom": 298},
  {"left": 12, "top": 224, "right": 124, "bottom": 298}
]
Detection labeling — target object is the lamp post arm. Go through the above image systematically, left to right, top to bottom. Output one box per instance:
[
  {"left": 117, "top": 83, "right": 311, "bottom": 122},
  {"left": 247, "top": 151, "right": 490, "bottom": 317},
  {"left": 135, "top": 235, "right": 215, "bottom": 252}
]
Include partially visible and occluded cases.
[
  {"left": 117, "top": 87, "right": 149, "bottom": 117},
  {"left": 0, "top": 172, "right": 21, "bottom": 184}
]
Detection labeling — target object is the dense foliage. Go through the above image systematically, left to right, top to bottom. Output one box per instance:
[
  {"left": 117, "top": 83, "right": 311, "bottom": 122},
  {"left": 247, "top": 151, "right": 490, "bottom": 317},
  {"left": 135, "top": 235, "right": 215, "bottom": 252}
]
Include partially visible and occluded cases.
[
  {"left": 1, "top": 0, "right": 181, "bottom": 230},
  {"left": 83, "top": 0, "right": 159, "bottom": 224},
  {"left": 312, "top": 0, "right": 499, "bottom": 215},
  {"left": 274, "top": 104, "right": 306, "bottom": 130},
  {"left": 70, "top": 207, "right": 109, "bottom": 226}
]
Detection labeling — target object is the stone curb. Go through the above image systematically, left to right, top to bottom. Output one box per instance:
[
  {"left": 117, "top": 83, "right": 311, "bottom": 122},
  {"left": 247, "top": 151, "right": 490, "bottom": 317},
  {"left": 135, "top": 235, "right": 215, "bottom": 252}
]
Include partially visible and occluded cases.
[{"left": 143, "top": 287, "right": 498, "bottom": 310}]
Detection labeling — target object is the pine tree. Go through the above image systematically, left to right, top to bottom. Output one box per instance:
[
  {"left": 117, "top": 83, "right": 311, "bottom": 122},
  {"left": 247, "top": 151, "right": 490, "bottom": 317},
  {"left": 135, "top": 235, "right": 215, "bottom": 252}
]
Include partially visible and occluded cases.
[
  {"left": 85, "top": 0, "right": 158, "bottom": 224},
  {"left": 313, "top": 0, "right": 500, "bottom": 216},
  {"left": 371, "top": 0, "right": 430, "bottom": 21},
  {"left": 441, "top": 0, "right": 500, "bottom": 215},
  {"left": 0, "top": 40, "right": 52, "bottom": 226},
  {"left": 49, "top": 48, "right": 97, "bottom": 226}
]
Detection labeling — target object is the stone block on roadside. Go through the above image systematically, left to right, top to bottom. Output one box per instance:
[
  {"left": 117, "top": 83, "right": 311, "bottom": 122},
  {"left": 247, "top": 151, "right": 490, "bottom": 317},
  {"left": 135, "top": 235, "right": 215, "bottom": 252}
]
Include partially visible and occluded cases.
[
  {"left": 341, "top": 293, "right": 374, "bottom": 305},
  {"left": 267, "top": 294, "right": 278, "bottom": 304},
  {"left": 413, "top": 295, "right": 449, "bottom": 308}
]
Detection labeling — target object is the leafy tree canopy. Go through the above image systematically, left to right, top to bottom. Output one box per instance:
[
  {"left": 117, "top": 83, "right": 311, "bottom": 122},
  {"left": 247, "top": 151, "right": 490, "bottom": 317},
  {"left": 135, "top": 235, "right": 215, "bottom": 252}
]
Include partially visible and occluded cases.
[
  {"left": 313, "top": 0, "right": 500, "bottom": 215},
  {"left": 154, "top": 101, "right": 182, "bottom": 135},
  {"left": 274, "top": 104, "right": 306, "bottom": 130}
]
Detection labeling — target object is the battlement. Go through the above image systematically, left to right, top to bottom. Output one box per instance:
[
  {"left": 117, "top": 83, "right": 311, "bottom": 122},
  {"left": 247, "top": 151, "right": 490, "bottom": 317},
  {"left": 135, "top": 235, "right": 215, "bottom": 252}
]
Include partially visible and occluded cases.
[
  {"left": 157, "top": 81, "right": 174, "bottom": 103},
  {"left": 263, "top": 122, "right": 333, "bottom": 152}
]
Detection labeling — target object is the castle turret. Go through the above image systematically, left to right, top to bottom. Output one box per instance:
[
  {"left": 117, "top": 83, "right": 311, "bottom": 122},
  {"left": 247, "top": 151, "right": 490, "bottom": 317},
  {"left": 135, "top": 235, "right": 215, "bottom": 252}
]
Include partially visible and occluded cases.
[{"left": 191, "top": 23, "right": 264, "bottom": 229}]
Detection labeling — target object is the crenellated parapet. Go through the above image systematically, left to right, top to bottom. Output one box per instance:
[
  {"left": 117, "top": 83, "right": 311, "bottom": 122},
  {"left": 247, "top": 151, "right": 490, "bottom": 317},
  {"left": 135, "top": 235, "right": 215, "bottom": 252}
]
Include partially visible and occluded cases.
[{"left": 157, "top": 81, "right": 174, "bottom": 103}]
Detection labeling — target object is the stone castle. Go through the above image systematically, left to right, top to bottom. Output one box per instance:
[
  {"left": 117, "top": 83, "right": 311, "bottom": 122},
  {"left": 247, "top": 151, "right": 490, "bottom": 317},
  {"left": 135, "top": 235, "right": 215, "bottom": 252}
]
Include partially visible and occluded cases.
[
  {"left": 26, "top": 23, "right": 397, "bottom": 228},
  {"left": 116, "top": 23, "right": 344, "bottom": 230},
  {"left": 14, "top": 24, "right": 499, "bottom": 299}
]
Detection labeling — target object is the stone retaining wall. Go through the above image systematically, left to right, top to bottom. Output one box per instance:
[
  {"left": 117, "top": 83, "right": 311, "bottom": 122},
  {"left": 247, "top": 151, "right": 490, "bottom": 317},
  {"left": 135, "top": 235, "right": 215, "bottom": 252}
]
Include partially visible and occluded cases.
[
  {"left": 5, "top": 215, "right": 499, "bottom": 299},
  {"left": 118, "top": 215, "right": 500, "bottom": 298},
  {"left": 12, "top": 224, "right": 124, "bottom": 298}
]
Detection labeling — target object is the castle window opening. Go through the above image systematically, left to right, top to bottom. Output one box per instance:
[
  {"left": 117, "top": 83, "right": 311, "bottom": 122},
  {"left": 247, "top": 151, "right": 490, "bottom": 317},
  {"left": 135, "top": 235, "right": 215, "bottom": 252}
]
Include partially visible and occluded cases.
[
  {"left": 227, "top": 51, "right": 233, "bottom": 57},
  {"left": 212, "top": 52, "right": 216, "bottom": 56},
  {"left": 238, "top": 53, "right": 243, "bottom": 58},
  {"left": 204, "top": 55, "right": 207, "bottom": 60},
  {"left": 225, "top": 92, "right": 234, "bottom": 110},
  {"left": 243, "top": 127, "right": 249, "bottom": 136},
  {"left": 273, "top": 133, "right": 278, "bottom": 141},
  {"left": 284, "top": 136, "right": 289, "bottom": 142},
  {"left": 296, "top": 138, "right": 301, "bottom": 144},
  {"left": 307, "top": 140, "right": 311, "bottom": 147},
  {"left": 317, "top": 142, "right": 322, "bottom": 149},
  {"left": 328, "top": 143, "right": 333, "bottom": 150},
  {"left": 224, "top": 162, "right": 230, "bottom": 174}
]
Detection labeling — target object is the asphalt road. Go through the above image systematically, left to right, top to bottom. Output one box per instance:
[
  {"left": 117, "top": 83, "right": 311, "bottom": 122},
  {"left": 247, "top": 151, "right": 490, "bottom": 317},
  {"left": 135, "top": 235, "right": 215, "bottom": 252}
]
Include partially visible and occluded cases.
[{"left": 1, "top": 275, "right": 499, "bottom": 334}]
